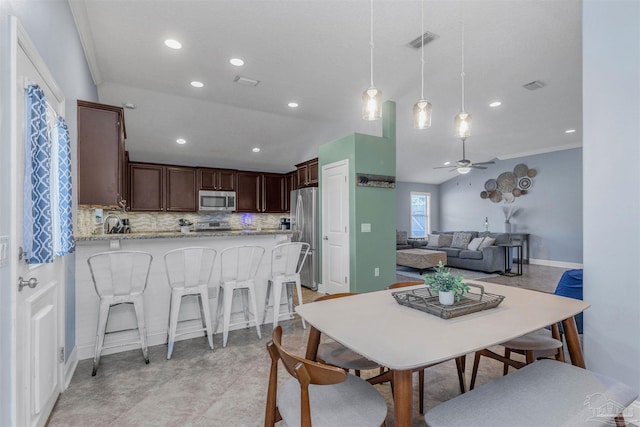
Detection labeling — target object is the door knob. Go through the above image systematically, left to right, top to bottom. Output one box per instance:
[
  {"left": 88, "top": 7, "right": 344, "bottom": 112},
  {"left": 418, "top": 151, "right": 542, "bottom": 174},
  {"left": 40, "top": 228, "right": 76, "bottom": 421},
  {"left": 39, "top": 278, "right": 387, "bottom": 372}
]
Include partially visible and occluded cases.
[{"left": 18, "top": 277, "right": 38, "bottom": 292}]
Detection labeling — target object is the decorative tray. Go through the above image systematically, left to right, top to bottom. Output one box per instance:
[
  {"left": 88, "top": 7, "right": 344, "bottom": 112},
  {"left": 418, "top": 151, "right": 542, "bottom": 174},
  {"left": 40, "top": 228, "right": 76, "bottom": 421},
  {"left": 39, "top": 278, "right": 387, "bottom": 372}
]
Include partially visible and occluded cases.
[{"left": 392, "top": 284, "right": 505, "bottom": 320}]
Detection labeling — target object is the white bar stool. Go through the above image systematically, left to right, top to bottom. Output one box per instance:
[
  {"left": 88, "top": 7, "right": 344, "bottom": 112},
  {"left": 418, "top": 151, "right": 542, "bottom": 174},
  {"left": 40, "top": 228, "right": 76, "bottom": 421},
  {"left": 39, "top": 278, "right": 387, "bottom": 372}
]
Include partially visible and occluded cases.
[
  {"left": 262, "top": 242, "right": 309, "bottom": 329},
  {"left": 214, "top": 245, "right": 265, "bottom": 347},
  {"left": 164, "top": 247, "right": 217, "bottom": 359},
  {"left": 87, "top": 250, "right": 153, "bottom": 376}
]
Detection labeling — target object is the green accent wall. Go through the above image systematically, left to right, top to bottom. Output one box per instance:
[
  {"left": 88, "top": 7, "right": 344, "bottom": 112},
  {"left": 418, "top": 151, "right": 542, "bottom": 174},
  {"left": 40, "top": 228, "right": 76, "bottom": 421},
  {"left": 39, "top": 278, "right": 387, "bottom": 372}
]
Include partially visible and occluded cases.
[{"left": 319, "top": 101, "right": 397, "bottom": 293}]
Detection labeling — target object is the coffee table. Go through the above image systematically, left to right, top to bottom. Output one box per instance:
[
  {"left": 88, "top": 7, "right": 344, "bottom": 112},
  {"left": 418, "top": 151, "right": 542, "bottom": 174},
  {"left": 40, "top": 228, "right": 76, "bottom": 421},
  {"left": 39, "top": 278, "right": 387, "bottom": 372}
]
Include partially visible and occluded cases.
[{"left": 397, "top": 248, "right": 447, "bottom": 273}]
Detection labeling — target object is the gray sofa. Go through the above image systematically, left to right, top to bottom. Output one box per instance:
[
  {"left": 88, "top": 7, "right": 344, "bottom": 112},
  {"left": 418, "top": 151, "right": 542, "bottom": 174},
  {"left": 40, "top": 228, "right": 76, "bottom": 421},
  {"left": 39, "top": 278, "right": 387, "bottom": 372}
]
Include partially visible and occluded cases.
[
  {"left": 396, "top": 230, "right": 429, "bottom": 250},
  {"left": 424, "top": 231, "right": 510, "bottom": 273}
]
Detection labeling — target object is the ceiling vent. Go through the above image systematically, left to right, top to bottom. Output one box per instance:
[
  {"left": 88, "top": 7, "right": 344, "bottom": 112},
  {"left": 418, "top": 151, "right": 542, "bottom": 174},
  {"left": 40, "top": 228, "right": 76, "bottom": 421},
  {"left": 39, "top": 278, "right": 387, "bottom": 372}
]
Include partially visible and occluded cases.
[
  {"left": 407, "top": 31, "right": 439, "bottom": 49},
  {"left": 234, "top": 75, "right": 260, "bottom": 87},
  {"left": 522, "top": 80, "right": 546, "bottom": 91}
]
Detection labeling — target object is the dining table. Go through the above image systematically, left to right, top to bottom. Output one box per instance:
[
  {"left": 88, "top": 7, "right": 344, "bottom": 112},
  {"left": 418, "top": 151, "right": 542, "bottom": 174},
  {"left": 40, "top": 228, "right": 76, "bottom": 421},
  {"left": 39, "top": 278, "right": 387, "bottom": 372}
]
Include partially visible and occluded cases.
[{"left": 296, "top": 280, "right": 590, "bottom": 427}]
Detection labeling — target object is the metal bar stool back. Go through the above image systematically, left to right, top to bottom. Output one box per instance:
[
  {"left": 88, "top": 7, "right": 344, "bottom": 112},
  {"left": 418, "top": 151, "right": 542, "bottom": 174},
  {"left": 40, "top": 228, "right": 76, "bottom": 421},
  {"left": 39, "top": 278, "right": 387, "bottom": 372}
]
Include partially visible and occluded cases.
[
  {"left": 262, "top": 242, "right": 310, "bottom": 329},
  {"left": 215, "top": 245, "right": 265, "bottom": 347},
  {"left": 164, "top": 247, "right": 217, "bottom": 359},
  {"left": 87, "top": 250, "right": 153, "bottom": 376}
]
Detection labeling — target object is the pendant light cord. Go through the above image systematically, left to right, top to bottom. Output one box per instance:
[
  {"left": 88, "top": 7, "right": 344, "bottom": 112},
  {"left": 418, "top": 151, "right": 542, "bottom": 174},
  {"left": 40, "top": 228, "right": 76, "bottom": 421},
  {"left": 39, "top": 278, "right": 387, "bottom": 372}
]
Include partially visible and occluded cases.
[
  {"left": 370, "top": 0, "right": 374, "bottom": 87},
  {"left": 420, "top": 0, "right": 424, "bottom": 100},
  {"left": 460, "top": 20, "right": 465, "bottom": 111}
]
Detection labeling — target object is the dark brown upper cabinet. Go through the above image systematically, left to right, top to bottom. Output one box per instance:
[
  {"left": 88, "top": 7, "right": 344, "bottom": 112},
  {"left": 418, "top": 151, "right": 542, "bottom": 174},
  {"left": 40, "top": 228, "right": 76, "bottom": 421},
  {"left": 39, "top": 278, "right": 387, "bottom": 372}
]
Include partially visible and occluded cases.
[
  {"left": 77, "top": 100, "right": 127, "bottom": 206},
  {"left": 295, "top": 158, "right": 319, "bottom": 188},
  {"left": 128, "top": 163, "right": 196, "bottom": 212},
  {"left": 198, "top": 168, "right": 237, "bottom": 191},
  {"left": 236, "top": 172, "right": 287, "bottom": 213}
]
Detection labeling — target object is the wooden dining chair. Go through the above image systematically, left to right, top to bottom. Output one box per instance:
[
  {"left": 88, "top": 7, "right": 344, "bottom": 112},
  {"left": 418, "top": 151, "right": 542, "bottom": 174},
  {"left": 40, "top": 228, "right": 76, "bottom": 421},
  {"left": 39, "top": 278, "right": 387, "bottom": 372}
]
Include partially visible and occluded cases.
[
  {"left": 387, "top": 281, "right": 467, "bottom": 414},
  {"left": 265, "top": 326, "right": 387, "bottom": 427}
]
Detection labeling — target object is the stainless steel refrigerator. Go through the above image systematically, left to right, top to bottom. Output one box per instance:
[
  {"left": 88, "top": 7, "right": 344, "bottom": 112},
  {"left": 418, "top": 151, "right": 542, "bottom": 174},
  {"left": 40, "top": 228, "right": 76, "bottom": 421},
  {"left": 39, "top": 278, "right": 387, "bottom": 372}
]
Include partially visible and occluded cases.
[{"left": 290, "top": 187, "right": 318, "bottom": 290}]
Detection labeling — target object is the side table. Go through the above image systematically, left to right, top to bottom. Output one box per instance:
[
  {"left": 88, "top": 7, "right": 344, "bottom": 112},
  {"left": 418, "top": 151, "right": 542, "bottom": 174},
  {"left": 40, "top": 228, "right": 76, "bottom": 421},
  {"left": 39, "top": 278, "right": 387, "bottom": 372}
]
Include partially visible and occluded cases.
[{"left": 498, "top": 244, "right": 523, "bottom": 276}]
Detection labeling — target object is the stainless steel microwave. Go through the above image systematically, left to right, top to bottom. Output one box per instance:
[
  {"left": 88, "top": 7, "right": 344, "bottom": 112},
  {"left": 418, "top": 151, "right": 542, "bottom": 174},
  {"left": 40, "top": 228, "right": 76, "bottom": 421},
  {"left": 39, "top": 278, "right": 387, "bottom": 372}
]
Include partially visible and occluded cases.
[{"left": 198, "top": 190, "right": 236, "bottom": 212}]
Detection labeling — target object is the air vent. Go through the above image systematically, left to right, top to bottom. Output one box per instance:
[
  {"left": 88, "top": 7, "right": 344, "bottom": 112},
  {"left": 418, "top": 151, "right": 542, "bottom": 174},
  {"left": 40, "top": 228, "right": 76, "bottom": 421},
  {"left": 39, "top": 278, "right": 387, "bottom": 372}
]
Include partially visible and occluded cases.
[
  {"left": 407, "top": 31, "right": 439, "bottom": 49},
  {"left": 234, "top": 75, "right": 260, "bottom": 87},
  {"left": 522, "top": 80, "right": 546, "bottom": 91}
]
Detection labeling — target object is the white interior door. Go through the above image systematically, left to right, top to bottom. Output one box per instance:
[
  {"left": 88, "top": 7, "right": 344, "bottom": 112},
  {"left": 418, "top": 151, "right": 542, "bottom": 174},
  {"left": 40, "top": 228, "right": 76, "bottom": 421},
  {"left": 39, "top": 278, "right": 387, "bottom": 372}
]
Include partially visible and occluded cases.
[
  {"left": 10, "top": 18, "right": 66, "bottom": 427},
  {"left": 321, "top": 160, "right": 349, "bottom": 294}
]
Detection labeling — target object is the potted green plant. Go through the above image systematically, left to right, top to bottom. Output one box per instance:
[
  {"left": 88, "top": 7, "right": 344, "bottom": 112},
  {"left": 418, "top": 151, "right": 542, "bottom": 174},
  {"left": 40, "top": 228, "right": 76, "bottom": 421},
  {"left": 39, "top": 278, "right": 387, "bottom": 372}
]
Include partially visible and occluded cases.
[{"left": 424, "top": 261, "right": 470, "bottom": 305}]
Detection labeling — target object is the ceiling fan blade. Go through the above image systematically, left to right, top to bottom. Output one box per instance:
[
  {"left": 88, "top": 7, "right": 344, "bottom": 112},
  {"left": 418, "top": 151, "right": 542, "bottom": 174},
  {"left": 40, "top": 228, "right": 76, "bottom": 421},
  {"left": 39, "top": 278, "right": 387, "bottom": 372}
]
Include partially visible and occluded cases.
[
  {"left": 473, "top": 161, "right": 495, "bottom": 165},
  {"left": 470, "top": 165, "right": 488, "bottom": 169},
  {"left": 433, "top": 166, "right": 456, "bottom": 170}
]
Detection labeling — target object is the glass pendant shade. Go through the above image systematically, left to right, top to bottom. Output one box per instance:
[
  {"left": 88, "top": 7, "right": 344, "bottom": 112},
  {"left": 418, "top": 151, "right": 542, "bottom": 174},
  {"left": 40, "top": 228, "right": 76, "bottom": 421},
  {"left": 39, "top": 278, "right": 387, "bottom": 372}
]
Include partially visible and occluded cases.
[
  {"left": 362, "top": 86, "right": 382, "bottom": 120},
  {"left": 413, "top": 99, "right": 432, "bottom": 129},
  {"left": 454, "top": 111, "right": 472, "bottom": 138},
  {"left": 457, "top": 166, "right": 471, "bottom": 174}
]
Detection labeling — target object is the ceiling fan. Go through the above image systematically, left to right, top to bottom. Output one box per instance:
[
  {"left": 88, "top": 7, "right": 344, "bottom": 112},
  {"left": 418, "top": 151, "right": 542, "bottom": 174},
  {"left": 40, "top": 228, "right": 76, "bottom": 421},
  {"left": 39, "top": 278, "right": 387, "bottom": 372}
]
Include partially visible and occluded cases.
[{"left": 434, "top": 138, "right": 494, "bottom": 174}]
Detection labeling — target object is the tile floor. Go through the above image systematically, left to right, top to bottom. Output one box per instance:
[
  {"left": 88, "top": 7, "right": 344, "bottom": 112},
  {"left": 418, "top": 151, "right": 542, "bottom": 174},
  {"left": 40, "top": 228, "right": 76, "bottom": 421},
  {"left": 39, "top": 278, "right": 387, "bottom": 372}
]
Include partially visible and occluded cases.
[{"left": 47, "top": 264, "right": 574, "bottom": 427}]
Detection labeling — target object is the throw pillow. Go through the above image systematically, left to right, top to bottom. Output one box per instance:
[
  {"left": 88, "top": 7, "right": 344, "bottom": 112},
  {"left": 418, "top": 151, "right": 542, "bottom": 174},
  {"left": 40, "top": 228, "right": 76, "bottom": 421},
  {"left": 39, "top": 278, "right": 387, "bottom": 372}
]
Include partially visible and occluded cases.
[
  {"left": 396, "top": 230, "right": 408, "bottom": 245},
  {"left": 451, "top": 232, "right": 473, "bottom": 249},
  {"left": 438, "top": 233, "right": 454, "bottom": 248},
  {"left": 427, "top": 234, "right": 440, "bottom": 247},
  {"left": 467, "top": 237, "right": 485, "bottom": 251},
  {"left": 479, "top": 237, "right": 496, "bottom": 249}
]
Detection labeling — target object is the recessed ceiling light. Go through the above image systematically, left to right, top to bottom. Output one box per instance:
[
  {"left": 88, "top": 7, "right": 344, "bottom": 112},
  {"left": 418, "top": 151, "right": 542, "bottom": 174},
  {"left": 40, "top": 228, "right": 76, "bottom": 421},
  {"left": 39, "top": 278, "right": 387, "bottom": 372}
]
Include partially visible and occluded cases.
[
  {"left": 164, "top": 39, "right": 182, "bottom": 49},
  {"left": 229, "top": 58, "right": 245, "bottom": 66},
  {"left": 190, "top": 81, "right": 204, "bottom": 88},
  {"left": 489, "top": 101, "right": 502, "bottom": 107},
  {"left": 288, "top": 102, "right": 299, "bottom": 108},
  {"left": 565, "top": 129, "right": 576, "bottom": 134},
  {"left": 176, "top": 138, "right": 186, "bottom": 145},
  {"left": 252, "top": 147, "right": 260, "bottom": 153},
  {"left": 444, "top": 161, "right": 451, "bottom": 166}
]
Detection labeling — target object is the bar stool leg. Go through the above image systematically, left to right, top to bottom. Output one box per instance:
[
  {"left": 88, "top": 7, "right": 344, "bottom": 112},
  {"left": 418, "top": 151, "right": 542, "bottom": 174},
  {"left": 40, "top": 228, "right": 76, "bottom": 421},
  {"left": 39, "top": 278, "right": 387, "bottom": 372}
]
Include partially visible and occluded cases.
[
  {"left": 271, "top": 279, "right": 283, "bottom": 329},
  {"left": 293, "top": 279, "right": 306, "bottom": 329},
  {"left": 262, "top": 280, "right": 273, "bottom": 325},
  {"left": 198, "top": 285, "right": 214, "bottom": 350},
  {"left": 248, "top": 285, "right": 262, "bottom": 339},
  {"left": 214, "top": 287, "right": 224, "bottom": 335},
  {"left": 222, "top": 287, "right": 234, "bottom": 347},
  {"left": 167, "top": 289, "right": 183, "bottom": 359},
  {"left": 131, "top": 294, "right": 149, "bottom": 364},
  {"left": 92, "top": 298, "right": 112, "bottom": 376}
]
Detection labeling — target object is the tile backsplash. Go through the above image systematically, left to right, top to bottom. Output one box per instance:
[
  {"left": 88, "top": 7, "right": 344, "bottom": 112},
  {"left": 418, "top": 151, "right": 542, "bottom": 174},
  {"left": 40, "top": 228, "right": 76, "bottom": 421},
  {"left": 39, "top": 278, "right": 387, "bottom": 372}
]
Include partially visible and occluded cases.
[{"left": 76, "top": 207, "right": 286, "bottom": 237}]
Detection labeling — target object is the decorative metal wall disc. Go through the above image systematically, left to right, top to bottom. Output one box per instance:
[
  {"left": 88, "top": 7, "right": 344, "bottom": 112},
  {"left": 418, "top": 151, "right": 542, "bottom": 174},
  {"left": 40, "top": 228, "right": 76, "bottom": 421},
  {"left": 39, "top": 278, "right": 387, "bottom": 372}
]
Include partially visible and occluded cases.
[
  {"left": 513, "top": 163, "right": 528, "bottom": 178},
  {"left": 526, "top": 169, "right": 538, "bottom": 177},
  {"left": 497, "top": 172, "right": 517, "bottom": 192},
  {"left": 519, "top": 177, "right": 532, "bottom": 189},
  {"left": 484, "top": 179, "right": 497, "bottom": 191},
  {"left": 512, "top": 188, "right": 522, "bottom": 197},
  {"left": 489, "top": 190, "right": 503, "bottom": 203},
  {"left": 480, "top": 191, "right": 489, "bottom": 199}
]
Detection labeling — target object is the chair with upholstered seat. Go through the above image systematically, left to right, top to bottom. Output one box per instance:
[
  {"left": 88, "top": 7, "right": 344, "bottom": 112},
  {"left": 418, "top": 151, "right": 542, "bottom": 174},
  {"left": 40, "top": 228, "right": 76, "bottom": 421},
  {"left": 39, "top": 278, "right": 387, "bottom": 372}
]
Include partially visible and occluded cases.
[
  {"left": 262, "top": 242, "right": 310, "bottom": 329},
  {"left": 163, "top": 247, "right": 217, "bottom": 359},
  {"left": 468, "top": 270, "right": 585, "bottom": 389},
  {"left": 265, "top": 326, "right": 388, "bottom": 427}
]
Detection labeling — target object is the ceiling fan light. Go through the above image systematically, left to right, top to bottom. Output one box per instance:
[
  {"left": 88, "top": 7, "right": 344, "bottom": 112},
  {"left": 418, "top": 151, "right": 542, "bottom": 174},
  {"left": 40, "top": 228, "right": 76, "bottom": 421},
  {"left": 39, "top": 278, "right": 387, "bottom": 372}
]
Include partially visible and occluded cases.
[
  {"left": 362, "top": 86, "right": 382, "bottom": 120},
  {"left": 413, "top": 99, "right": 432, "bottom": 129},
  {"left": 454, "top": 111, "right": 472, "bottom": 138},
  {"left": 457, "top": 166, "right": 471, "bottom": 174}
]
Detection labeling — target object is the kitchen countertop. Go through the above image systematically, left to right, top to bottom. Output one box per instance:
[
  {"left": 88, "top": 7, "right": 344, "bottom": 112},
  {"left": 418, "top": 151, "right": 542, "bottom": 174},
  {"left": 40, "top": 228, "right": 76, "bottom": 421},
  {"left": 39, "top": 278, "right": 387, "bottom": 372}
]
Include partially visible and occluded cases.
[{"left": 75, "top": 229, "right": 296, "bottom": 241}]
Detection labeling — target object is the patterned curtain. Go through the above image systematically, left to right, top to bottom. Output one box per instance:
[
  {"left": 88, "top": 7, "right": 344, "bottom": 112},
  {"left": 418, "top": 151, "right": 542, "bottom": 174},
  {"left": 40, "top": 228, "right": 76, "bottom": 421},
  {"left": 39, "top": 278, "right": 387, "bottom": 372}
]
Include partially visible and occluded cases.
[{"left": 24, "top": 84, "right": 74, "bottom": 264}]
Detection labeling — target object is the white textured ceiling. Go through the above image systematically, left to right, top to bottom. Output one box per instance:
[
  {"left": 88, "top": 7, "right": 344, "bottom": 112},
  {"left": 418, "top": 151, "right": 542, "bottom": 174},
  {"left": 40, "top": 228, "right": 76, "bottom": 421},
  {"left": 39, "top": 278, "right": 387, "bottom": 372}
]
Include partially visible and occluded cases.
[{"left": 69, "top": 0, "right": 582, "bottom": 184}]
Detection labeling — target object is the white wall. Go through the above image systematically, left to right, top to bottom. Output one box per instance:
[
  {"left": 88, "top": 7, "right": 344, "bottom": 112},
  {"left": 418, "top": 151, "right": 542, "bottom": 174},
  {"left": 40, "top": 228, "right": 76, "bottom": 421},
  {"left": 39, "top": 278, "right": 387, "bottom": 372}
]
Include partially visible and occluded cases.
[
  {"left": 583, "top": 0, "right": 640, "bottom": 394},
  {"left": 0, "top": 1, "right": 97, "bottom": 424}
]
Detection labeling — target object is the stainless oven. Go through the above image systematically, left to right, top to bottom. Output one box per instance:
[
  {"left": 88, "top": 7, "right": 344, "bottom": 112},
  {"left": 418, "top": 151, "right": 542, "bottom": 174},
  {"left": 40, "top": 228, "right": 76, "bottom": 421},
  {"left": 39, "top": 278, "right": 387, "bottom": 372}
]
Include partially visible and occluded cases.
[{"left": 198, "top": 190, "right": 236, "bottom": 212}]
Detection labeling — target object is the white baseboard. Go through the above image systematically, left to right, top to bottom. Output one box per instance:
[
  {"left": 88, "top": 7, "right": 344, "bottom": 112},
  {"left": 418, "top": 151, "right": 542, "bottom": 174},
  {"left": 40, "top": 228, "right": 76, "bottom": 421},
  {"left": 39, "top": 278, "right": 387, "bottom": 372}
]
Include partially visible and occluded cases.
[
  {"left": 529, "top": 258, "right": 583, "bottom": 269},
  {"left": 62, "top": 346, "right": 78, "bottom": 390}
]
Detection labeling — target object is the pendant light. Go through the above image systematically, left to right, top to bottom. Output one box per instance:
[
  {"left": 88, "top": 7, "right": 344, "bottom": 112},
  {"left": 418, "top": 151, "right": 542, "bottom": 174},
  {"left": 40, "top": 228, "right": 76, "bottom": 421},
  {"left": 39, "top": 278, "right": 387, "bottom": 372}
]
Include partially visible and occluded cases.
[
  {"left": 362, "top": 0, "right": 382, "bottom": 120},
  {"left": 413, "top": 0, "right": 432, "bottom": 129},
  {"left": 454, "top": 21, "right": 471, "bottom": 138}
]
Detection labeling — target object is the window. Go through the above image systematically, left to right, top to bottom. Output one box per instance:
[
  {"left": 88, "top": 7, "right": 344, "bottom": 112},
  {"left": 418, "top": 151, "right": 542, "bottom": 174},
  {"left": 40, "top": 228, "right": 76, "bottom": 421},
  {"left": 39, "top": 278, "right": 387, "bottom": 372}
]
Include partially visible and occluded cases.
[{"left": 410, "top": 192, "right": 431, "bottom": 238}]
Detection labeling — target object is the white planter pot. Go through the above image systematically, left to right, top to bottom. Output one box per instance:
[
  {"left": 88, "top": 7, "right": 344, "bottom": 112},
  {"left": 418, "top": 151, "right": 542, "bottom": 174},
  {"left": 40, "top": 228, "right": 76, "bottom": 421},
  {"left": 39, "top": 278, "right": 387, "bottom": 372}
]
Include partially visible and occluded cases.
[
  {"left": 504, "top": 221, "right": 512, "bottom": 233},
  {"left": 439, "top": 290, "right": 454, "bottom": 306}
]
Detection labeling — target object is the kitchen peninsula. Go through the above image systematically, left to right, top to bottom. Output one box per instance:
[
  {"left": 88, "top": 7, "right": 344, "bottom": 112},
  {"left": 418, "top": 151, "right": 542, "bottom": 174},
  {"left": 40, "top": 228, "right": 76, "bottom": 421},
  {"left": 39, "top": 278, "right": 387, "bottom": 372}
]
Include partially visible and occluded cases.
[{"left": 74, "top": 228, "right": 294, "bottom": 360}]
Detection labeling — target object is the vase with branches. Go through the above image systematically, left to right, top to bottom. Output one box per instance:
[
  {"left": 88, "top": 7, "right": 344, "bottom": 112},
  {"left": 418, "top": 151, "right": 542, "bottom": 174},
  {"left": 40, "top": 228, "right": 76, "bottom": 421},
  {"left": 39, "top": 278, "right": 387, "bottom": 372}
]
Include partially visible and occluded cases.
[{"left": 502, "top": 206, "right": 519, "bottom": 233}]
